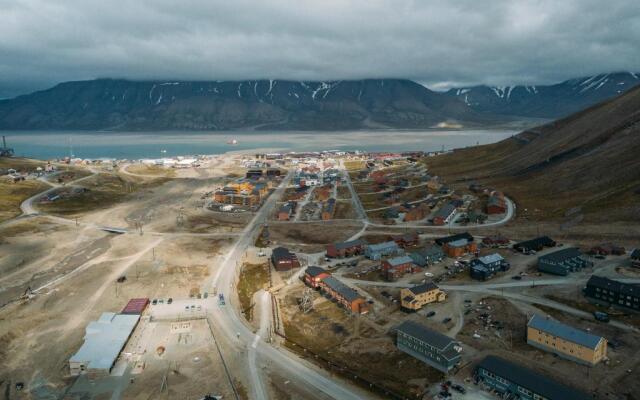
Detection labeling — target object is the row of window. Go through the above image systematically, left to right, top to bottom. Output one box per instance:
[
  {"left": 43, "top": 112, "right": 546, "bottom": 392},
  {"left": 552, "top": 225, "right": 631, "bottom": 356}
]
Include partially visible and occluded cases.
[{"left": 482, "top": 370, "right": 549, "bottom": 400}]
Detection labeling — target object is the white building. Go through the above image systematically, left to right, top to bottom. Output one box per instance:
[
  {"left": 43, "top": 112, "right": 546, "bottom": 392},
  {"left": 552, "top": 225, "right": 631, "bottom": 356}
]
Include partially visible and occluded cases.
[{"left": 69, "top": 312, "right": 140, "bottom": 376}]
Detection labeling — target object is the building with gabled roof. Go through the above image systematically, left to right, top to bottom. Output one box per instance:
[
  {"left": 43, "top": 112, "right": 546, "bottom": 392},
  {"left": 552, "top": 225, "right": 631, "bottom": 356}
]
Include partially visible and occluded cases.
[
  {"left": 326, "top": 239, "right": 366, "bottom": 258},
  {"left": 364, "top": 241, "right": 401, "bottom": 260},
  {"left": 537, "top": 248, "right": 592, "bottom": 276},
  {"left": 470, "top": 253, "right": 509, "bottom": 281},
  {"left": 381, "top": 255, "right": 417, "bottom": 281},
  {"left": 303, "top": 266, "right": 331, "bottom": 289},
  {"left": 319, "top": 275, "right": 370, "bottom": 314},
  {"left": 584, "top": 275, "right": 640, "bottom": 312},
  {"left": 400, "top": 282, "right": 446, "bottom": 311},
  {"left": 526, "top": 314, "right": 607, "bottom": 366},
  {"left": 395, "top": 320, "right": 462, "bottom": 372},
  {"left": 475, "top": 356, "right": 592, "bottom": 400}
]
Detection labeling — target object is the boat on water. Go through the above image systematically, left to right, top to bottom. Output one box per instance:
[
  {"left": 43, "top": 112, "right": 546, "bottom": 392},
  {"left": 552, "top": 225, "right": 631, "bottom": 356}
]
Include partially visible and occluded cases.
[{"left": 227, "top": 139, "right": 238, "bottom": 145}]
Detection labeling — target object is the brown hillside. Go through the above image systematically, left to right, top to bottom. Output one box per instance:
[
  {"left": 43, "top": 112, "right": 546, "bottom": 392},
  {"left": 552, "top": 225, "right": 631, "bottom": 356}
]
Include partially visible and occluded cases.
[{"left": 427, "top": 85, "right": 640, "bottom": 226}]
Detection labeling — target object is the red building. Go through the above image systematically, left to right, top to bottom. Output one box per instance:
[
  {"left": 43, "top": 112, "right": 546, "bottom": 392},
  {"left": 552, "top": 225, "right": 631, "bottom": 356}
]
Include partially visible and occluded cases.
[
  {"left": 486, "top": 192, "right": 507, "bottom": 215},
  {"left": 389, "top": 233, "right": 419, "bottom": 248},
  {"left": 326, "top": 239, "right": 366, "bottom": 258},
  {"left": 271, "top": 247, "right": 301, "bottom": 271},
  {"left": 381, "top": 256, "right": 417, "bottom": 281},
  {"left": 303, "top": 266, "right": 331, "bottom": 288},
  {"left": 121, "top": 298, "right": 149, "bottom": 315}
]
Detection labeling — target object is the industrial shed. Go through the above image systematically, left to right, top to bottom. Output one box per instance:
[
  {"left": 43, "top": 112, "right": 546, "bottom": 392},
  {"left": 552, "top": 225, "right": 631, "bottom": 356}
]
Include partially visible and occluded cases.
[
  {"left": 537, "top": 248, "right": 592, "bottom": 276},
  {"left": 69, "top": 312, "right": 140, "bottom": 376}
]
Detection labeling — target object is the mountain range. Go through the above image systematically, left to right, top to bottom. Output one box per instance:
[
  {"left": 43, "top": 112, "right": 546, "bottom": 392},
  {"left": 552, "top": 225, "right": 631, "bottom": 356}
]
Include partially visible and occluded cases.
[
  {"left": 445, "top": 72, "right": 640, "bottom": 118},
  {"left": 0, "top": 73, "right": 638, "bottom": 131},
  {"left": 429, "top": 78, "right": 640, "bottom": 226},
  {"left": 0, "top": 79, "right": 490, "bottom": 131}
]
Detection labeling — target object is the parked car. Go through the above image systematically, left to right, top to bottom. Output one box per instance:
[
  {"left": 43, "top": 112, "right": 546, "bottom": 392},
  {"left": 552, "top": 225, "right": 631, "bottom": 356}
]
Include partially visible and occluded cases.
[
  {"left": 511, "top": 275, "right": 522, "bottom": 280},
  {"left": 116, "top": 276, "right": 126, "bottom": 283},
  {"left": 167, "top": 298, "right": 173, "bottom": 304},
  {"left": 152, "top": 299, "right": 158, "bottom": 305},
  {"left": 426, "top": 311, "right": 436, "bottom": 317},
  {"left": 594, "top": 311, "right": 610, "bottom": 322},
  {"left": 442, "top": 317, "right": 452, "bottom": 324},
  {"left": 451, "top": 384, "right": 466, "bottom": 394}
]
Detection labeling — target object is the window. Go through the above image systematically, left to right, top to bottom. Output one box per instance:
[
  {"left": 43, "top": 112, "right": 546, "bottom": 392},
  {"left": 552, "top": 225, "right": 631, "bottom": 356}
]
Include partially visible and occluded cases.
[
  {"left": 495, "top": 376, "right": 508, "bottom": 385},
  {"left": 518, "top": 386, "right": 533, "bottom": 396}
]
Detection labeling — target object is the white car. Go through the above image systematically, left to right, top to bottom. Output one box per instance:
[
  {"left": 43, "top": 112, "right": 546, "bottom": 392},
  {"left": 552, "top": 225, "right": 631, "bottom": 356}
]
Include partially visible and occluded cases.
[{"left": 424, "top": 272, "right": 434, "bottom": 277}]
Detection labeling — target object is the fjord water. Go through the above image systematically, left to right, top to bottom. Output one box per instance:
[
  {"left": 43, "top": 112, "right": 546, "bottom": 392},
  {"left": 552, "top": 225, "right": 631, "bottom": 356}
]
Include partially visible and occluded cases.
[{"left": 5, "top": 130, "right": 516, "bottom": 159}]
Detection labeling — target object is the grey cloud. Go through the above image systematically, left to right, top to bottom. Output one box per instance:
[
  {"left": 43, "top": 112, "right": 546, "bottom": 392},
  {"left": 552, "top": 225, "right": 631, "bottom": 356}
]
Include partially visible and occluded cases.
[{"left": 1, "top": 0, "right": 639, "bottom": 97}]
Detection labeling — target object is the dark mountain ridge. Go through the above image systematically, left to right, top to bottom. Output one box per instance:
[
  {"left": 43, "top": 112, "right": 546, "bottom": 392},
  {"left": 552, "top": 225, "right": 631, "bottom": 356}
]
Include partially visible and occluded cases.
[
  {"left": 446, "top": 72, "right": 640, "bottom": 119},
  {"left": 0, "top": 79, "right": 493, "bottom": 131}
]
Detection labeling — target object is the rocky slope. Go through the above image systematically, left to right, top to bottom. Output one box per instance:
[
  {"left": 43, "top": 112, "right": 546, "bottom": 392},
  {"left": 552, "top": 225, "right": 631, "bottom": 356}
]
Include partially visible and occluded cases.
[{"left": 446, "top": 72, "right": 640, "bottom": 119}]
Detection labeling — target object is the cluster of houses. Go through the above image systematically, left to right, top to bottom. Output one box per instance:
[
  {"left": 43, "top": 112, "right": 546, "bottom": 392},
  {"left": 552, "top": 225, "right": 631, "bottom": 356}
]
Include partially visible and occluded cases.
[
  {"left": 213, "top": 179, "right": 271, "bottom": 208},
  {"left": 303, "top": 266, "right": 370, "bottom": 314}
]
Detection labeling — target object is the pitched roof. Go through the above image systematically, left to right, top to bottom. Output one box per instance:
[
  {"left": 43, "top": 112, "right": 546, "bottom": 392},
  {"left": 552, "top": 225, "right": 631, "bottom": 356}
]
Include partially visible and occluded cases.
[
  {"left": 434, "top": 203, "right": 456, "bottom": 219},
  {"left": 435, "top": 232, "right": 473, "bottom": 246},
  {"left": 514, "top": 236, "right": 555, "bottom": 250},
  {"left": 332, "top": 239, "right": 366, "bottom": 250},
  {"left": 447, "top": 239, "right": 470, "bottom": 248},
  {"left": 366, "top": 241, "right": 399, "bottom": 252},
  {"left": 272, "top": 247, "right": 296, "bottom": 262},
  {"left": 539, "top": 248, "right": 583, "bottom": 263},
  {"left": 631, "top": 249, "right": 640, "bottom": 259},
  {"left": 477, "top": 253, "right": 504, "bottom": 265},
  {"left": 386, "top": 255, "right": 414, "bottom": 266},
  {"left": 305, "top": 266, "right": 328, "bottom": 278},
  {"left": 586, "top": 275, "right": 640, "bottom": 297},
  {"left": 320, "top": 276, "right": 362, "bottom": 302},
  {"left": 408, "top": 282, "right": 439, "bottom": 295},
  {"left": 528, "top": 314, "right": 604, "bottom": 350},
  {"left": 396, "top": 320, "right": 457, "bottom": 351},
  {"left": 477, "top": 356, "right": 592, "bottom": 400}
]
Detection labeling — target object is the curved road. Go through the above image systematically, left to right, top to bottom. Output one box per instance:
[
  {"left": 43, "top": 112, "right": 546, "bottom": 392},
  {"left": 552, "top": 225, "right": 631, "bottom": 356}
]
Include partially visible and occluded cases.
[{"left": 207, "top": 171, "right": 367, "bottom": 400}]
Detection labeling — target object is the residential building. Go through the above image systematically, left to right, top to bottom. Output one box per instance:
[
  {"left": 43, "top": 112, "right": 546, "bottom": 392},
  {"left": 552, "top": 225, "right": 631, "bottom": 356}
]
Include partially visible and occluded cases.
[
  {"left": 486, "top": 191, "right": 507, "bottom": 214},
  {"left": 432, "top": 203, "right": 456, "bottom": 226},
  {"left": 403, "top": 204, "right": 430, "bottom": 222},
  {"left": 435, "top": 232, "right": 474, "bottom": 246},
  {"left": 388, "top": 233, "right": 419, "bottom": 248},
  {"left": 482, "top": 235, "right": 510, "bottom": 247},
  {"left": 513, "top": 236, "right": 556, "bottom": 253},
  {"left": 326, "top": 239, "right": 366, "bottom": 258},
  {"left": 443, "top": 239, "right": 477, "bottom": 258},
  {"left": 364, "top": 241, "right": 401, "bottom": 260},
  {"left": 408, "top": 246, "right": 444, "bottom": 267},
  {"left": 271, "top": 247, "right": 301, "bottom": 271},
  {"left": 537, "top": 248, "right": 592, "bottom": 276},
  {"left": 631, "top": 249, "right": 640, "bottom": 268},
  {"left": 470, "top": 253, "right": 510, "bottom": 281},
  {"left": 382, "top": 255, "right": 417, "bottom": 281},
  {"left": 303, "top": 266, "right": 331, "bottom": 289},
  {"left": 319, "top": 275, "right": 370, "bottom": 314},
  {"left": 584, "top": 275, "right": 640, "bottom": 312},
  {"left": 400, "top": 282, "right": 446, "bottom": 311},
  {"left": 69, "top": 312, "right": 141, "bottom": 376},
  {"left": 526, "top": 314, "right": 607, "bottom": 366},
  {"left": 395, "top": 320, "right": 462, "bottom": 373},
  {"left": 475, "top": 355, "right": 592, "bottom": 400}
]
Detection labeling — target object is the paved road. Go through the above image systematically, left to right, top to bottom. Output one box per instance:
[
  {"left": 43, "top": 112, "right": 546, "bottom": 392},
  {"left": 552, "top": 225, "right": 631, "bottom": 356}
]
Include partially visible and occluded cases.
[
  {"left": 340, "top": 161, "right": 367, "bottom": 221},
  {"left": 207, "top": 171, "right": 367, "bottom": 400},
  {"left": 20, "top": 173, "right": 97, "bottom": 215},
  {"left": 248, "top": 290, "right": 271, "bottom": 400}
]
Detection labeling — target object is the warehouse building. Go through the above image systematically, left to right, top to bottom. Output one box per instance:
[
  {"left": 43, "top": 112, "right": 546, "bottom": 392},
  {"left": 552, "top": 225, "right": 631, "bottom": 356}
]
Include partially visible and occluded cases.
[
  {"left": 435, "top": 232, "right": 474, "bottom": 246},
  {"left": 513, "top": 236, "right": 556, "bottom": 253},
  {"left": 326, "top": 239, "right": 366, "bottom": 258},
  {"left": 364, "top": 241, "right": 401, "bottom": 260},
  {"left": 271, "top": 247, "right": 301, "bottom": 271},
  {"left": 537, "top": 248, "right": 592, "bottom": 276},
  {"left": 470, "top": 253, "right": 510, "bottom": 281},
  {"left": 584, "top": 275, "right": 640, "bottom": 312},
  {"left": 400, "top": 282, "right": 446, "bottom": 311},
  {"left": 69, "top": 312, "right": 140, "bottom": 376},
  {"left": 526, "top": 314, "right": 607, "bottom": 366},
  {"left": 395, "top": 320, "right": 462, "bottom": 373},
  {"left": 475, "top": 355, "right": 592, "bottom": 400}
]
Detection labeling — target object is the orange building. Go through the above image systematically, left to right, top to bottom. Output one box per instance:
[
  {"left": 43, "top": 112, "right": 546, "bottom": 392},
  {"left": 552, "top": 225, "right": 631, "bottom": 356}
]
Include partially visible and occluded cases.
[{"left": 443, "top": 239, "right": 477, "bottom": 258}]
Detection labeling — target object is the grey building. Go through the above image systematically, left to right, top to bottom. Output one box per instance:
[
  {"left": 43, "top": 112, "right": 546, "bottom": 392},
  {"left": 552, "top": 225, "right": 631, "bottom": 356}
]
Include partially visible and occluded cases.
[
  {"left": 364, "top": 241, "right": 401, "bottom": 260},
  {"left": 408, "top": 246, "right": 445, "bottom": 267},
  {"left": 537, "top": 248, "right": 592, "bottom": 276},
  {"left": 470, "top": 253, "right": 509, "bottom": 281},
  {"left": 584, "top": 275, "right": 640, "bottom": 312},
  {"left": 395, "top": 320, "right": 462, "bottom": 373},
  {"left": 476, "top": 356, "right": 592, "bottom": 400}
]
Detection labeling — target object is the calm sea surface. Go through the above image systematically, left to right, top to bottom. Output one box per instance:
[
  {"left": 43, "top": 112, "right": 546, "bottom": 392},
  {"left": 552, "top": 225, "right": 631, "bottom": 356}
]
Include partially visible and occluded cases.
[{"left": 3, "top": 130, "right": 517, "bottom": 159}]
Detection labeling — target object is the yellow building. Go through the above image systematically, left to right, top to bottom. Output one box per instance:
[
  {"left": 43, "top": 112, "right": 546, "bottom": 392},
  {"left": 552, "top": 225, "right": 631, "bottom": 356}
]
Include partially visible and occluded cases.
[
  {"left": 400, "top": 282, "right": 446, "bottom": 311},
  {"left": 527, "top": 314, "right": 607, "bottom": 366}
]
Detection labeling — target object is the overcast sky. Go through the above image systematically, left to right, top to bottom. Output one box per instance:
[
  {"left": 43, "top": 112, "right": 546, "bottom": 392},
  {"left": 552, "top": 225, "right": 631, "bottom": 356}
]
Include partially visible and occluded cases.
[{"left": 1, "top": 0, "right": 639, "bottom": 97}]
